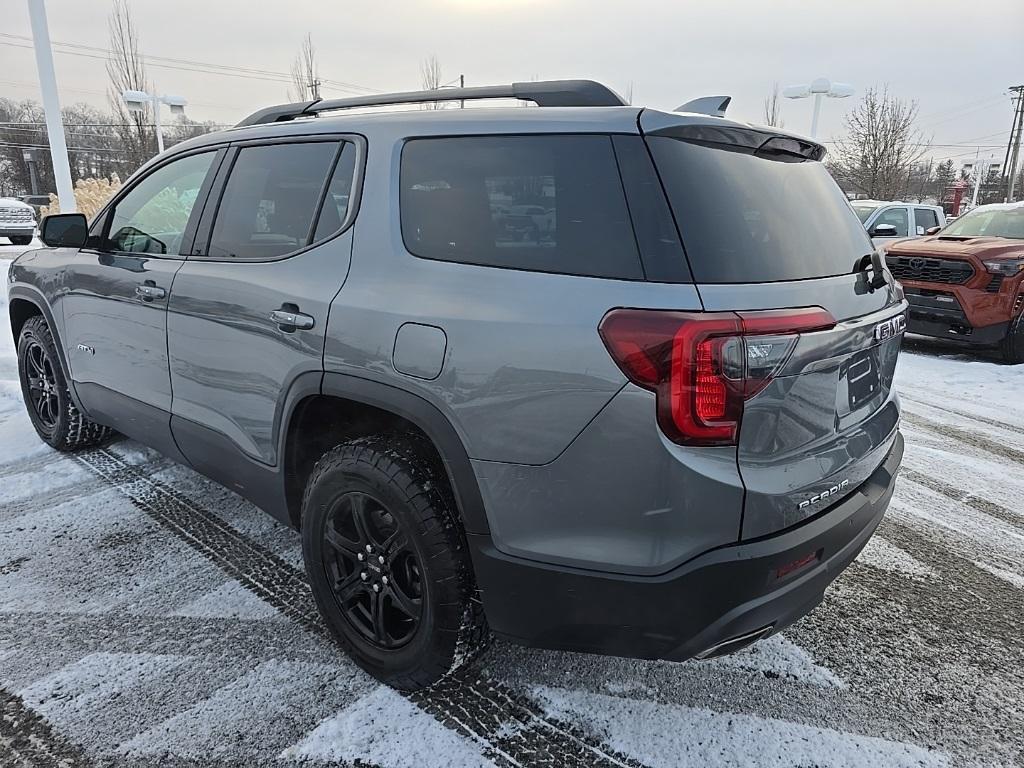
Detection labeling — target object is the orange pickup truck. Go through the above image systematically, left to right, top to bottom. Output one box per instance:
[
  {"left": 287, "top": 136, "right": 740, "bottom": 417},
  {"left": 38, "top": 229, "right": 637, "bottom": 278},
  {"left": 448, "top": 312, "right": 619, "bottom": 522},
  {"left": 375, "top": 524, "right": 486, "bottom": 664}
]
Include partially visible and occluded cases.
[{"left": 885, "top": 202, "right": 1024, "bottom": 363}]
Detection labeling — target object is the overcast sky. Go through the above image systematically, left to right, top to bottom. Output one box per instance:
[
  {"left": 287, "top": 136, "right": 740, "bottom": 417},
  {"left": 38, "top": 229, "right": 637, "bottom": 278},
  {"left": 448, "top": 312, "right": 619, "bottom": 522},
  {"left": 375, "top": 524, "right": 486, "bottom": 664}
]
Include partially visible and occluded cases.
[{"left": 2, "top": 0, "right": 1021, "bottom": 166}]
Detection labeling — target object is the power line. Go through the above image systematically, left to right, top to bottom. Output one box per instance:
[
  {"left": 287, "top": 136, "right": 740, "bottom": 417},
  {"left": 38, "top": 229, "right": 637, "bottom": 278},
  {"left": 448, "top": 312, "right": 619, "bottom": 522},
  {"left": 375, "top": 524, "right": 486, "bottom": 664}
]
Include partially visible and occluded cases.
[
  {"left": 0, "top": 33, "right": 380, "bottom": 95},
  {"left": 917, "top": 94, "right": 1009, "bottom": 129},
  {"left": 0, "top": 140, "right": 132, "bottom": 155}
]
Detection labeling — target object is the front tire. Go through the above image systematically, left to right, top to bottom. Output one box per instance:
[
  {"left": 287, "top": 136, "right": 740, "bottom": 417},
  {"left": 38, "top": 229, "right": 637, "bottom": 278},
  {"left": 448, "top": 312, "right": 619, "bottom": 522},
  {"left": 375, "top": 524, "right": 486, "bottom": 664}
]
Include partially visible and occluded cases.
[
  {"left": 1000, "top": 315, "right": 1024, "bottom": 364},
  {"left": 17, "top": 316, "right": 114, "bottom": 450},
  {"left": 301, "top": 435, "right": 488, "bottom": 691}
]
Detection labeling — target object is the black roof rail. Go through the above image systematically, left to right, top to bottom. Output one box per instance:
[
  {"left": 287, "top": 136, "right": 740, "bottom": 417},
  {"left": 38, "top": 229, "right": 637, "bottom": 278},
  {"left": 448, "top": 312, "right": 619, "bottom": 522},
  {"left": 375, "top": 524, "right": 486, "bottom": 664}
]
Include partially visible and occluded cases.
[{"left": 235, "top": 79, "right": 627, "bottom": 127}]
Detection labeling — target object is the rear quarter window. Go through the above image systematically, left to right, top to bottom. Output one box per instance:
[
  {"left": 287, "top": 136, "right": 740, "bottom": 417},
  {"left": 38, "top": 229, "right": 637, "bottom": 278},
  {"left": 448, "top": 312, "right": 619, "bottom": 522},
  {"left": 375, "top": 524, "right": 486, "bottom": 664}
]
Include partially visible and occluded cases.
[
  {"left": 400, "top": 135, "right": 644, "bottom": 280},
  {"left": 648, "top": 136, "right": 874, "bottom": 284}
]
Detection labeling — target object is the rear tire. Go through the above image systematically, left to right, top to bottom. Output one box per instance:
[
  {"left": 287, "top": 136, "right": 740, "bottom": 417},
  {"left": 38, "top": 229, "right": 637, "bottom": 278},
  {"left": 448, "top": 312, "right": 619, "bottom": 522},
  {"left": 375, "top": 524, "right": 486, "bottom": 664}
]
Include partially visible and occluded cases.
[
  {"left": 9, "top": 235, "right": 33, "bottom": 246},
  {"left": 17, "top": 315, "right": 115, "bottom": 451},
  {"left": 1000, "top": 315, "right": 1024, "bottom": 364},
  {"left": 301, "top": 434, "right": 489, "bottom": 691}
]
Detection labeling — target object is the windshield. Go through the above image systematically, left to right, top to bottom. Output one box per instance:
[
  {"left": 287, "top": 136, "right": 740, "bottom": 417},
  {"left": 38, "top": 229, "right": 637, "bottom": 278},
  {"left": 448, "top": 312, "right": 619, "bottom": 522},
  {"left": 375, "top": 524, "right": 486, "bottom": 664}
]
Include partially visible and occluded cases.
[
  {"left": 648, "top": 136, "right": 873, "bottom": 283},
  {"left": 852, "top": 205, "right": 879, "bottom": 224},
  {"left": 940, "top": 207, "right": 1024, "bottom": 239}
]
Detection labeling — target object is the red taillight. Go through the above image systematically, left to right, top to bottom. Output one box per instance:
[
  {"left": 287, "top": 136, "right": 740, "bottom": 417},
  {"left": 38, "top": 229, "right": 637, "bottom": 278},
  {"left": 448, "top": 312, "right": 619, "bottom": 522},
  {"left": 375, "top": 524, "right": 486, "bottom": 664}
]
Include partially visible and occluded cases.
[{"left": 599, "top": 306, "right": 836, "bottom": 446}]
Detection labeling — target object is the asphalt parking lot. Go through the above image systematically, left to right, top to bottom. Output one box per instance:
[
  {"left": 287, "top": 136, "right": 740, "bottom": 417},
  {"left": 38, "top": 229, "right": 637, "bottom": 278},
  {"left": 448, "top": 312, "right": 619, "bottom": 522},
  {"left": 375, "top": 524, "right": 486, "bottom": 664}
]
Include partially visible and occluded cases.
[{"left": 1, "top": 283, "right": 1022, "bottom": 766}]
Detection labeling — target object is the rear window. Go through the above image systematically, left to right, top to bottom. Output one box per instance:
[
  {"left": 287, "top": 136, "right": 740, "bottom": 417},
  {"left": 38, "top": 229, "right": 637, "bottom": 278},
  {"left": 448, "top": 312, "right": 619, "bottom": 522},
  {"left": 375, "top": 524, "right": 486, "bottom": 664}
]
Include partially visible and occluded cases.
[
  {"left": 400, "top": 135, "right": 643, "bottom": 279},
  {"left": 648, "top": 136, "right": 873, "bottom": 283}
]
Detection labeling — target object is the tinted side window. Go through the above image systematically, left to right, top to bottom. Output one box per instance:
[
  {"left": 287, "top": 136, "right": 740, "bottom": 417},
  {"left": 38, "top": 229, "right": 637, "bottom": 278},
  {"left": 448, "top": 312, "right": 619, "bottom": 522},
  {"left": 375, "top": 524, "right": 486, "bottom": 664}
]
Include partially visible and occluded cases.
[
  {"left": 401, "top": 135, "right": 643, "bottom": 279},
  {"left": 611, "top": 135, "right": 691, "bottom": 283},
  {"left": 208, "top": 142, "right": 339, "bottom": 260},
  {"left": 312, "top": 143, "right": 357, "bottom": 242},
  {"left": 107, "top": 152, "right": 215, "bottom": 255},
  {"left": 874, "top": 207, "right": 909, "bottom": 237},
  {"left": 914, "top": 207, "right": 938, "bottom": 234}
]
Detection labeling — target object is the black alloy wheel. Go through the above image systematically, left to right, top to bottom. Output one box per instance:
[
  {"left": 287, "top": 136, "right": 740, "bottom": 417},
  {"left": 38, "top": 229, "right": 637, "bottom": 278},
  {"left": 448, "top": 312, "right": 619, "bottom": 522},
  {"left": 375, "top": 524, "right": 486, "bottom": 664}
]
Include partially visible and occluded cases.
[
  {"left": 23, "top": 339, "right": 60, "bottom": 432},
  {"left": 301, "top": 435, "right": 489, "bottom": 690},
  {"left": 323, "top": 490, "right": 424, "bottom": 649}
]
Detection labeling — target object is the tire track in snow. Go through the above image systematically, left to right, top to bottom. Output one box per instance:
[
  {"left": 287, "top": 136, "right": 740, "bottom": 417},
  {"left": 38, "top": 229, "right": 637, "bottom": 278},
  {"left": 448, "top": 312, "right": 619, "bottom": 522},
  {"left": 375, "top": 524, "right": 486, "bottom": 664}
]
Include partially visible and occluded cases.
[
  {"left": 900, "top": 394, "right": 1024, "bottom": 437},
  {"left": 901, "top": 411, "right": 1024, "bottom": 466},
  {"left": 70, "top": 447, "right": 647, "bottom": 768},
  {"left": 0, "top": 452, "right": 63, "bottom": 480},
  {"left": 1, "top": 457, "right": 176, "bottom": 521},
  {"left": 901, "top": 468, "right": 1024, "bottom": 533},
  {"left": 0, "top": 688, "right": 92, "bottom": 768}
]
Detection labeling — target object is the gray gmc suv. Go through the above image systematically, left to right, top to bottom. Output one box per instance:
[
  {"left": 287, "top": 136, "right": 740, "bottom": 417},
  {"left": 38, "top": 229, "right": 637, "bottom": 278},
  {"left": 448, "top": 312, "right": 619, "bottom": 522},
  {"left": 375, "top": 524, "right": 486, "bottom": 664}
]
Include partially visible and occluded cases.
[{"left": 7, "top": 80, "right": 906, "bottom": 691}]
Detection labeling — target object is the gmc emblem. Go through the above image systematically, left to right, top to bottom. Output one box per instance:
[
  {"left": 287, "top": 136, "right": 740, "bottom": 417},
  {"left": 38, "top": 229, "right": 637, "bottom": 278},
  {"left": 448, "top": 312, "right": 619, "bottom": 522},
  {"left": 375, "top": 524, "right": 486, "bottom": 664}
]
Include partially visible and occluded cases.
[{"left": 874, "top": 314, "right": 907, "bottom": 341}]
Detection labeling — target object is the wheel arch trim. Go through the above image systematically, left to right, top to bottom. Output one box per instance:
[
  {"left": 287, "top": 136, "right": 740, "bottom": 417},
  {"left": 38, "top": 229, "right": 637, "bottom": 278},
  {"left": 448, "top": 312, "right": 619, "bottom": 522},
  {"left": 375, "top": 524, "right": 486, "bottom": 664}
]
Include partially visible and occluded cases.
[
  {"left": 7, "top": 284, "right": 89, "bottom": 414},
  {"left": 308, "top": 372, "right": 491, "bottom": 534}
]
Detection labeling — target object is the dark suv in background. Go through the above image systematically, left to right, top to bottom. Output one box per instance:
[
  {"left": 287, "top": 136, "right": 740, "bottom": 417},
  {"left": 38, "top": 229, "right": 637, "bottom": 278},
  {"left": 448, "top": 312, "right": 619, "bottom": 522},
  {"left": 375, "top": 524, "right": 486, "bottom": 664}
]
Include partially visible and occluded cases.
[{"left": 7, "top": 80, "right": 906, "bottom": 690}]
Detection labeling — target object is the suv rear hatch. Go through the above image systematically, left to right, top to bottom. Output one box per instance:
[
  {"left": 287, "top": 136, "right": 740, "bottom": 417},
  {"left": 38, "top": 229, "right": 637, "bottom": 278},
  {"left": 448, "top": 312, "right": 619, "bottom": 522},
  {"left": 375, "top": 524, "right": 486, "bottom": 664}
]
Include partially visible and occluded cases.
[{"left": 641, "top": 112, "right": 905, "bottom": 539}]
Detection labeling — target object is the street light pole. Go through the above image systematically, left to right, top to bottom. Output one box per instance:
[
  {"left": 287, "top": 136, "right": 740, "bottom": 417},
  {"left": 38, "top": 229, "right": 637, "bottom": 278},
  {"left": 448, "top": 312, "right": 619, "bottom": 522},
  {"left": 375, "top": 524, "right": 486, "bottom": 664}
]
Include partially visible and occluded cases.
[
  {"left": 26, "top": 0, "right": 76, "bottom": 213},
  {"left": 783, "top": 78, "right": 854, "bottom": 140},
  {"left": 123, "top": 90, "right": 187, "bottom": 156},
  {"left": 810, "top": 93, "right": 825, "bottom": 139},
  {"left": 153, "top": 94, "right": 164, "bottom": 154}
]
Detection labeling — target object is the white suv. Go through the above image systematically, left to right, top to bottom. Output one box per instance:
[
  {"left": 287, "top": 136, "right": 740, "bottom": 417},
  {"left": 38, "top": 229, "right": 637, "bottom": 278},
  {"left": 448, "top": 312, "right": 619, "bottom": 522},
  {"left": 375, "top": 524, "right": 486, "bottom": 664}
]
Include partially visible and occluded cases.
[{"left": 0, "top": 198, "right": 37, "bottom": 246}]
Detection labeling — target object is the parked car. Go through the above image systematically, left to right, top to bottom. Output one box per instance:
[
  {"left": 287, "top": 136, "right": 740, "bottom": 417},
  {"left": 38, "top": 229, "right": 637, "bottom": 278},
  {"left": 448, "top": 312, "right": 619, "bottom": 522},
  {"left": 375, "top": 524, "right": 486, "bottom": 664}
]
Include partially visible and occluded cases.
[
  {"left": 7, "top": 79, "right": 906, "bottom": 690},
  {"left": 19, "top": 194, "right": 53, "bottom": 218},
  {"left": 0, "top": 197, "right": 37, "bottom": 246},
  {"left": 851, "top": 200, "right": 946, "bottom": 247},
  {"left": 885, "top": 200, "right": 1024, "bottom": 363}
]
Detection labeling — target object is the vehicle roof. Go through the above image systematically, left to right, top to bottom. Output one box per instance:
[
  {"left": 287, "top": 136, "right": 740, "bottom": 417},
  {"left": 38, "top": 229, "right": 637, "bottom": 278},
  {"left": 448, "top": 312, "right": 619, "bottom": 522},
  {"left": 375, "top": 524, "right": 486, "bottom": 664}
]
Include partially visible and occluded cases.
[
  {"left": 166, "top": 105, "right": 816, "bottom": 156},
  {"left": 0, "top": 197, "right": 33, "bottom": 209},
  {"left": 962, "top": 200, "right": 1024, "bottom": 213}
]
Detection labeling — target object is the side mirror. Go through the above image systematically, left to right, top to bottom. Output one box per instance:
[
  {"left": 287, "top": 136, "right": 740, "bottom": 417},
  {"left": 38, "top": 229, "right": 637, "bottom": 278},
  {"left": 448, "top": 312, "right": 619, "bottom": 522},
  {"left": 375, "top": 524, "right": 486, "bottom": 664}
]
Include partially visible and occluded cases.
[
  {"left": 40, "top": 213, "right": 88, "bottom": 248},
  {"left": 870, "top": 223, "right": 899, "bottom": 238},
  {"left": 925, "top": 226, "right": 941, "bottom": 236}
]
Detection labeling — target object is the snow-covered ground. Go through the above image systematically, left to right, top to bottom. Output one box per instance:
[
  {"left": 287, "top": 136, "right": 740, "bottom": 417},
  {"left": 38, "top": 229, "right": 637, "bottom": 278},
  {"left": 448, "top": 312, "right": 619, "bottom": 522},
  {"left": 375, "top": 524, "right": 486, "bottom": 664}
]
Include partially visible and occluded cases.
[
  {"left": 0, "top": 238, "right": 42, "bottom": 260},
  {"left": 1, "top": 287, "right": 1022, "bottom": 767}
]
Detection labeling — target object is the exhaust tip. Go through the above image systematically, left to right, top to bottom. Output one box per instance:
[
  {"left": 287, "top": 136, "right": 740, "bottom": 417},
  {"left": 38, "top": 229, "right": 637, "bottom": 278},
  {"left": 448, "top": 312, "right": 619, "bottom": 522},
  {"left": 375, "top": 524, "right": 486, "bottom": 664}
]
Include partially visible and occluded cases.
[{"left": 695, "top": 625, "right": 774, "bottom": 660}]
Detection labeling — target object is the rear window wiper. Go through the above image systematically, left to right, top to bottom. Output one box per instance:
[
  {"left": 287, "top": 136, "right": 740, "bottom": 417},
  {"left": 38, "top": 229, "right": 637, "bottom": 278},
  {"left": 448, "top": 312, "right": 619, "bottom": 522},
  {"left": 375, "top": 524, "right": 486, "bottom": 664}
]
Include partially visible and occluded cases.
[{"left": 855, "top": 251, "right": 888, "bottom": 291}]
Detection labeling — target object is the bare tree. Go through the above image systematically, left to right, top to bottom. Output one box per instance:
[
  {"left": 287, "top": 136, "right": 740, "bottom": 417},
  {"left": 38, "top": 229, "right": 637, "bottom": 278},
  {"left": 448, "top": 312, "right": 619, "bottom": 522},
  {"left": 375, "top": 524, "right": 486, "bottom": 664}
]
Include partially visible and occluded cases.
[
  {"left": 106, "top": 0, "right": 155, "bottom": 172},
  {"left": 106, "top": 0, "right": 156, "bottom": 173},
  {"left": 289, "top": 34, "right": 320, "bottom": 102},
  {"left": 419, "top": 54, "right": 444, "bottom": 109},
  {"left": 762, "top": 82, "right": 783, "bottom": 128},
  {"left": 828, "top": 86, "right": 929, "bottom": 201}
]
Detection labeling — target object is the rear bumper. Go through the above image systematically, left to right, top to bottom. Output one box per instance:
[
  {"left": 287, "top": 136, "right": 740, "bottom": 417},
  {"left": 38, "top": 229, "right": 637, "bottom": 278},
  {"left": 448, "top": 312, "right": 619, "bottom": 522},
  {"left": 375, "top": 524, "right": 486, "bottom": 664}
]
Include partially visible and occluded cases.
[{"left": 469, "top": 430, "right": 903, "bottom": 661}]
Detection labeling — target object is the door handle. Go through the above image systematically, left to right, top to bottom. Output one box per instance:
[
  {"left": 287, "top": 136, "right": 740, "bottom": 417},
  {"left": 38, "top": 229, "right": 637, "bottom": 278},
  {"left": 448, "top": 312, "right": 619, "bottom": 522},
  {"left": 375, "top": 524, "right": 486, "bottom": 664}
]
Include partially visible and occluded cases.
[
  {"left": 135, "top": 282, "right": 166, "bottom": 301},
  {"left": 270, "top": 308, "right": 315, "bottom": 331}
]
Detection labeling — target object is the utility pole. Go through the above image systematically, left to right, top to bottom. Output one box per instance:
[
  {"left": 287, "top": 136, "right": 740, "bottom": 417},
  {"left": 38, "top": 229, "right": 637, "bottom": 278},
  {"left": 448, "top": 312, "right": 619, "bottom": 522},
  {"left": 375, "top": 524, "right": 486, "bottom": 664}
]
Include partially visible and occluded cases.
[
  {"left": 26, "top": 0, "right": 76, "bottom": 213},
  {"left": 459, "top": 74, "right": 465, "bottom": 109},
  {"left": 309, "top": 78, "right": 321, "bottom": 100},
  {"left": 1005, "top": 85, "right": 1024, "bottom": 202}
]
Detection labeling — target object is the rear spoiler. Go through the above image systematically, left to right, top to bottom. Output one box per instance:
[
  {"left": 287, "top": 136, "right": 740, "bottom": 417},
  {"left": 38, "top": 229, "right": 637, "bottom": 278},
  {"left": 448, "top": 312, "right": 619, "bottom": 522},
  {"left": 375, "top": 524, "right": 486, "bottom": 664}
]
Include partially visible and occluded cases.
[
  {"left": 674, "top": 96, "right": 731, "bottom": 117},
  {"left": 644, "top": 122, "right": 826, "bottom": 162}
]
